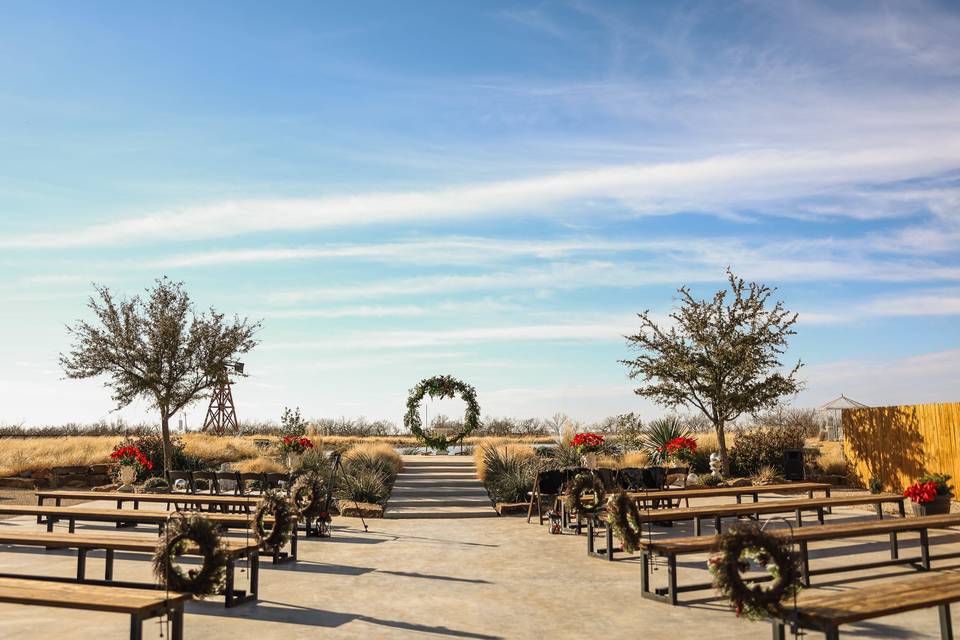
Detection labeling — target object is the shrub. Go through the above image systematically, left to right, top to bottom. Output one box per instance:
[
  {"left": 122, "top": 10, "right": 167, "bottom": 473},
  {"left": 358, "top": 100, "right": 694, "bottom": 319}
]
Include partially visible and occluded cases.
[
  {"left": 279, "top": 406, "right": 308, "bottom": 439},
  {"left": 729, "top": 424, "right": 805, "bottom": 476},
  {"left": 116, "top": 433, "right": 207, "bottom": 480},
  {"left": 343, "top": 442, "right": 402, "bottom": 485},
  {"left": 479, "top": 443, "right": 536, "bottom": 503},
  {"left": 297, "top": 447, "right": 333, "bottom": 478},
  {"left": 618, "top": 451, "right": 650, "bottom": 468},
  {"left": 235, "top": 456, "right": 284, "bottom": 474},
  {"left": 340, "top": 469, "right": 388, "bottom": 504},
  {"left": 701, "top": 473, "right": 722, "bottom": 487},
  {"left": 142, "top": 477, "right": 169, "bottom": 492}
]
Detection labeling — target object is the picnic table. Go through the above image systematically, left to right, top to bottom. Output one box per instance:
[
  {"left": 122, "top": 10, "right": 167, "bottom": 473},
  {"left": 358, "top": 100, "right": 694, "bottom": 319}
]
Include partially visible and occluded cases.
[{"left": 0, "top": 530, "right": 259, "bottom": 607}]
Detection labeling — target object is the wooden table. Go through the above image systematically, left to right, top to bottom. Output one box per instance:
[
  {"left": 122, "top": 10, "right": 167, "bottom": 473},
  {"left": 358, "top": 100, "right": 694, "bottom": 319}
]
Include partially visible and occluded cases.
[
  {"left": 627, "top": 481, "right": 833, "bottom": 506},
  {"left": 0, "top": 530, "right": 259, "bottom": 607},
  {"left": 0, "top": 577, "right": 190, "bottom": 640}
]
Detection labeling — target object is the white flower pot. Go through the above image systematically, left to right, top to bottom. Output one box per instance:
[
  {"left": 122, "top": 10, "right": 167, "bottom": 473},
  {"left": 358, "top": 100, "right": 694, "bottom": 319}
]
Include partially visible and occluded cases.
[
  {"left": 286, "top": 452, "right": 302, "bottom": 471},
  {"left": 582, "top": 452, "right": 597, "bottom": 469},
  {"left": 117, "top": 465, "right": 136, "bottom": 493}
]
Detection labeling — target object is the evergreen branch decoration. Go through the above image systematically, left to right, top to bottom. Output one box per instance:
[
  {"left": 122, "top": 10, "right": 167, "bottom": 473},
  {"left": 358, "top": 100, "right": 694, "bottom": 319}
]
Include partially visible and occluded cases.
[
  {"left": 403, "top": 375, "right": 480, "bottom": 450},
  {"left": 152, "top": 513, "right": 229, "bottom": 598}
]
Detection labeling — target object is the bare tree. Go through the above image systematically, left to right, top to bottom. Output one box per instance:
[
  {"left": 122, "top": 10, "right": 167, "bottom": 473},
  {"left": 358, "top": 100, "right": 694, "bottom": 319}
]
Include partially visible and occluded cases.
[
  {"left": 621, "top": 269, "right": 803, "bottom": 474},
  {"left": 60, "top": 278, "right": 259, "bottom": 472}
]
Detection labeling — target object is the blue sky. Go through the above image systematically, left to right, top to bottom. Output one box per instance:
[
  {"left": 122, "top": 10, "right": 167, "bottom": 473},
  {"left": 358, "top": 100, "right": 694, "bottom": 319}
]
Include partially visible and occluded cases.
[{"left": 1, "top": 1, "right": 958, "bottom": 427}]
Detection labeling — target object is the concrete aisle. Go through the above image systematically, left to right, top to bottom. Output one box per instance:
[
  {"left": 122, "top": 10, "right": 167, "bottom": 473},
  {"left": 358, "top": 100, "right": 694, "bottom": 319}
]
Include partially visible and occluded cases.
[{"left": 385, "top": 455, "right": 497, "bottom": 519}]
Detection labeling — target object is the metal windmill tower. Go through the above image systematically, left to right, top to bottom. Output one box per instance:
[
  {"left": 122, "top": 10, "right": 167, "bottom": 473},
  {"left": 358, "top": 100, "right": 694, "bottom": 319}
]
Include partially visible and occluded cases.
[{"left": 201, "top": 361, "right": 245, "bottom": 435}]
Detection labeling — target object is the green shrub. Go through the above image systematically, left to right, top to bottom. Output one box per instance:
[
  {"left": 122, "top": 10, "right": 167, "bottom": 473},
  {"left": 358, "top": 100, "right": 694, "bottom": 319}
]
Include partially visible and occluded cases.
[
  {"left": 729, "top": 424, "right": 805, "bottom": 476},
  {"left": 701, "top": 474, "right": 722, "bottom": 487}
]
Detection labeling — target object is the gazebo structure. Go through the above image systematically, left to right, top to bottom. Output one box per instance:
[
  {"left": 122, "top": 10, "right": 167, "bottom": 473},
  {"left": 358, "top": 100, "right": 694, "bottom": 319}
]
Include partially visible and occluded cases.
[{"left": 818, "top": 394, "right": 869, "bottom": 440}]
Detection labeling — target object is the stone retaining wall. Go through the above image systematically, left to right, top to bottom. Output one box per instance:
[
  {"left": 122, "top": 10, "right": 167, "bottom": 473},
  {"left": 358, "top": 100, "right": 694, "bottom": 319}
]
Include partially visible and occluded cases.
[{"left": 0, "top": 464, "right": 113, "bottom": 489}]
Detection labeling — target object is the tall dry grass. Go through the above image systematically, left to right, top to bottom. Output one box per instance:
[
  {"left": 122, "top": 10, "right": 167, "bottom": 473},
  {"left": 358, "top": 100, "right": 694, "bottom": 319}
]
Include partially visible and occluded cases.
[
  {"left": 181, "top": 434, "right": 260, "bottom": 462},
  {"left": 0, "top": 436, "right": 116, "bottom": 476},
  {"left": 473, "top": 438, "right": 538, "bottom": 482},
  {"left": 343, "top": 441, "right": 404, "bottom": 478},
  {"left": 234, "top": 456, "right": 285, "bottom": 473}
]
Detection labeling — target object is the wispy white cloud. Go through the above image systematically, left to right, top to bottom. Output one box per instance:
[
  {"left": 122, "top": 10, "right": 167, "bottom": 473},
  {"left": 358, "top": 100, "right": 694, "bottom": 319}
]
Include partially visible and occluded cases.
[{"left": 4, "top": 143, "right": 960, "bottom": 250}]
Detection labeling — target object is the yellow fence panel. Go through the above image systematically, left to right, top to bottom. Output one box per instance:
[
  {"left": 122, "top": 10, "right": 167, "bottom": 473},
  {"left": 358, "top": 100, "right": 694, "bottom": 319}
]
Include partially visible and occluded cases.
[{"left": 843, "top": 402, "right": 960, "bottom": 492}]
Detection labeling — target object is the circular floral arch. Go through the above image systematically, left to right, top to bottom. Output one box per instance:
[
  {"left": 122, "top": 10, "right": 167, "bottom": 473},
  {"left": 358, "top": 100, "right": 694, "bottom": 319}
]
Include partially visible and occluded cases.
[{"left": 404, "top": 375, "right": 480, "bottom": 450}]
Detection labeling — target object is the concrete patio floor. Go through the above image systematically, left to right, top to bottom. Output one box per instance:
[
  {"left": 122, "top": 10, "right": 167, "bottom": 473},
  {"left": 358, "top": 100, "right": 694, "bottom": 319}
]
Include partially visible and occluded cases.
[{"left": 0, "top": 494, "right": 959, "bottom": 639}]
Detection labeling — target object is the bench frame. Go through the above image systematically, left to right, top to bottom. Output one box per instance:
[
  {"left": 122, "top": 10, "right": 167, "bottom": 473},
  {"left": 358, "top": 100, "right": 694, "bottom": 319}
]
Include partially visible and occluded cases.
[
  {"left": 637, "top": 511, "right": 960, "bottom": 606},
  {"left": 0, "top": 544, "right": 258, "bottom": 608},
  {"left": 770, "top": 604, "right": 954, "bottom": 640}
]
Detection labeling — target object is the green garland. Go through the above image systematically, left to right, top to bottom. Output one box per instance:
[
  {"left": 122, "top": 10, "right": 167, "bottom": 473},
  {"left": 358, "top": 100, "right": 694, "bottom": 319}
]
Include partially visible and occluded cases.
[
  {"left": 403, "top": 375, "right": 481, "bottom": 450},
  {"left": 291, "top": 471, "right": 330, "bottom": 522},
  {"left": 563, "top": 472, "right": 606, "bottom": 515},
  {"left": 254, "top": 489, "right": 294, "bottom": 551},
  {"left": 606, "top": 492, "right": 643, "bottom": 553},
  {"left": 152, "top": 513, "right": 228, "bottom": 598},
  {"left": 707, "top": 522, "right": 801, "bottom": 620}
]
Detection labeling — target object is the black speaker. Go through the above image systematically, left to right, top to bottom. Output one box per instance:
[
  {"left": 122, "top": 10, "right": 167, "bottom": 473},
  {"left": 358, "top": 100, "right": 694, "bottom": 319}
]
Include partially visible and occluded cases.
[{"left": 784, "top": 448, "right": 805, "bottom": 481}]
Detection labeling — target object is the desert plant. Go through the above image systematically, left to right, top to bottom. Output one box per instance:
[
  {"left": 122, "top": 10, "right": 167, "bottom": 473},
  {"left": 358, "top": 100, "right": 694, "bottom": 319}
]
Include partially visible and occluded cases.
[
  {"left": 279, "top": 407, "right": 308, "bottom": 439},
  {"left": 641, "top": 417, "right": 691, "bottom": 465},
  {"left": 729, "top": 424, "right": 805, "bottom": 477},
  {"left": 343, "top": 442, "right": 403, "bottom": 484},
  {"left": 479, "top": 443, "right": 536, "bottom": 503},
  {"left": 617, "top": 451, "right": 650, "bottom": 468},
  {"left": 235, "top": 456, "right": 285, "bottom": 474},
  {"left": 754, "top": 465, "right": 783, "bottom": 485},
  {"left": 340, "top": 468, "right": 388, "bottom": 504},
  {"left": 701, "top": 473, "right": 722, "bottom": 487},
  {"left": 142, "top": 477, "right": 169, "bottom": 492}
]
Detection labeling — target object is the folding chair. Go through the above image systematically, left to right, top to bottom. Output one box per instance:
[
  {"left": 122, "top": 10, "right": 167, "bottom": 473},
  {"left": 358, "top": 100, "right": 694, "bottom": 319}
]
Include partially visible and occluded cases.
[{"left": 526, "top": 469, "right": 565, "bottom": 525}]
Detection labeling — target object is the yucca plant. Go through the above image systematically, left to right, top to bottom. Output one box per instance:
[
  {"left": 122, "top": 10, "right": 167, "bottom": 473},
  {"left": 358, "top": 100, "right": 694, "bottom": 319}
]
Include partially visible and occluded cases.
[
  {"left": 642, "top": 417, "right": 691, "bottom": 465},
  {"left": 482, "top": 445, "right": 535, "bottom": 503},
  {"left": 339, "top": 469, "right": 389, "bottom": 504}
]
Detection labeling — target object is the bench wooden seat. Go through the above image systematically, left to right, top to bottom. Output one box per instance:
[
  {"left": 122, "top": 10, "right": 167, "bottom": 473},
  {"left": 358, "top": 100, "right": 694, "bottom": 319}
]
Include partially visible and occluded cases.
[
  {"left": 627, "top": 482, "right": 832, "bottom": 506},
  {"left": 36, "top": 489, "right": 261, "bottom": 511},
  {"left": 0, "top": 504, "right": 297, "bottom": 563},
  {"left": 638, "top": 513, "right": 960, "bottom": 605},
  {"left": 0, "top": 530, "right": 259, "bottom": 607},
  {"left": 771, "top": 570, "right": 960, "bottom": 639},
  {"left": 0, "top": 577, "right": 190, "bottom": 639}
]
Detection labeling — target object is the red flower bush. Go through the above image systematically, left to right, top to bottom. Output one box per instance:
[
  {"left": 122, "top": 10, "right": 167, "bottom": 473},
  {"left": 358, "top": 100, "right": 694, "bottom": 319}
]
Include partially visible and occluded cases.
[
  {"left": 571, "top": 432, "right": 604, "bottom": 453},
  {"left": 280, "top": 435, "right": 314, "bottom": 454},
  {"left": 663, "top": 436, "right": 698, "bottom": 464},
  {"left": 110, "top": 444, "right": 153, "bottom": 471}
]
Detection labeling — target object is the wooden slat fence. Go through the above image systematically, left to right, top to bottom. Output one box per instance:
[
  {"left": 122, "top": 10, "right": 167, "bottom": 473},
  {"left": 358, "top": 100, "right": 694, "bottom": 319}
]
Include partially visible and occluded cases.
[{"left": 843, "top": 402, "right": 960, "bottom": 492}]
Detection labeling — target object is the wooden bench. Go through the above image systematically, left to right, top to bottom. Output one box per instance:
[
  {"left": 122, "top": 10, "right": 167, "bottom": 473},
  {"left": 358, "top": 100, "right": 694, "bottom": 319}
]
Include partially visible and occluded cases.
[
  {"left": 628, "top": 482, "right": 833, "bottom": 507},
  {"left": 588, "top": 493, "right": 906, "bottom": 559},
  {"left": 0, "top": 504, "right": 298, "bottom": 564},
  {"left": 639, "top": 513, "right": 960, "bottom": 605},
  {"left": 0, "top": 530, "right": 259, "bottom": 607},
  {"left": 771, "top": 571, "right": 960, "bottom": 639},
  {"left": 0, "top": 577, "right": 190, "bottom": 639}
]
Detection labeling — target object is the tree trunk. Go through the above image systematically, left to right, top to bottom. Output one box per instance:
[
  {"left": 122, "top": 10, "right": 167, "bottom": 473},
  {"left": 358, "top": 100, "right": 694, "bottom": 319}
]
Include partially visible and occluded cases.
[
  {"left": 160, "top": 412, "right": 172, "bottom": 475},
  {"left": 715, "top": 421, "right": 730, "bottom": 476}
]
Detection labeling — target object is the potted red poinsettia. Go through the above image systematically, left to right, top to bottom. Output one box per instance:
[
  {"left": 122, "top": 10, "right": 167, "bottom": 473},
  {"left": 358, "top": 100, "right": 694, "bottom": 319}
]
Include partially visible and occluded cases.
[
  {"left": 572, "top": 432, "right": 604, "bottom": 468},
  {"left": 279, "top": 435, "right": 314, "bottom": 470},
  {"left": 110, "top": 444, "right": 153, "bottom": 492},
  {"left": 904, "top": 473, "right": 953, "bottom": 516}
]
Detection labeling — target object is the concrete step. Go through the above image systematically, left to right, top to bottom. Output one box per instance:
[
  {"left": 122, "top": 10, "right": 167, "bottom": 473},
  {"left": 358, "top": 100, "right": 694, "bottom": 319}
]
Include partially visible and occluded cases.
[
  {"left": 401, "top": 460, "right": 475, "bottom": 467},
  {"left": 397, "top": 465, "right": 477, "bottom": 473},
  {"left": 395, "top": 473, "right": 479, "bottom": 481},
  {"left": 390, "top": 487, "right": 488, "bottom": 498},
  {"left": 386, "top": 497, "right": 492, "bottom": 507},
  {"left": 385, "top": 507, "right": 498, "bottom": 519}
]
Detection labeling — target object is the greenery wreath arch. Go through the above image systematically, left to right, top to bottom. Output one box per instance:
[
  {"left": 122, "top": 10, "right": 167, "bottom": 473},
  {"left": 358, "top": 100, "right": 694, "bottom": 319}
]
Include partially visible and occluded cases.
[{"left": 404, "top": 375, "right": 481, "bottom": 450}]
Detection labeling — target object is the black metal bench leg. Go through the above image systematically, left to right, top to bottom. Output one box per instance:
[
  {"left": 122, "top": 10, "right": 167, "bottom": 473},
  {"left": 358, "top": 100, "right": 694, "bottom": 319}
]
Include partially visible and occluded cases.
[
  {"left": 36, "top": 496, "right": 43, "bottom": 524},
  {"left": 875, "top": 503, "right": 884, "bottom": 520},
  {"left": 795, "top": 509, "right": 802, "bottom": 527},
  {"left": 714, "top": 516, "right": 722, "bottom": 534},
  {"left": 694, "top": 517, "right": 701, "bottom": 536},
  {"left": 68, "top": 518, "right": 75, "bottom": 534},
  {"left": 586, "top": 518, "right": 595, "bottom": 555},
  {"left": 606, "top": 522, "right": 614, "bottom": 561},
  {"left": 921, "top": 529, "right": 931, "bottom": 570},
  {"left": 890, "top": 531, "right": 899, "bottom": 559},
  {"left": 799, "top": 541, "right": 810, "bottom": 587},
  {"left": 76, "top": 548, "right": 86, "bottom": 581},
  {"left": 105, "top": 549, "right": 114, "bottom": 580},
  {"left": 250, "top": 551, "right": 260, "bottom": 599},
  {"left": 641, "top": 551, "right": 651, "bottom": 595},
  {"left": 667, "top": 553, "right": 678, "bottom": 605},
  {"left": 940, "top": 603, "right": 953, "bottom": 640},
  {"left": 171, "top": 606, "right": 184, "bottom": 640},
  {"left": 129, "top": 615, "right": 143, "bottom": 640},
  {"left": 825, "top": 626, "right": 839, "bottom": 640}
]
